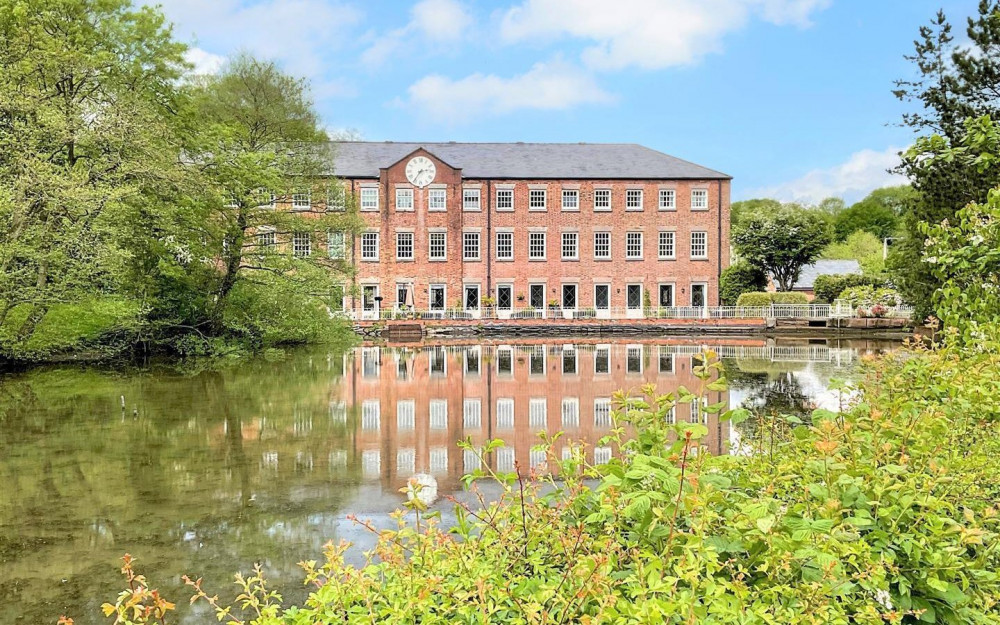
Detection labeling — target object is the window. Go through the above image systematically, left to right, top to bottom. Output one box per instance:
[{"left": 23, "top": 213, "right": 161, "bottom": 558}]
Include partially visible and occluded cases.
[
  {"left": 327, "top": 187, "right": 346, "bottom": 211},
  {"left": 360, "top": 187, "right": 379, "bottom": 211},
  {"left": 396, "top": 188, "right": 414, "bottom": 211},
  {"left": 429, "top": 188, "right": 447, "bottom": 211},
  {"left": 463, "top": 188, "right": 481, "bottom": 211},
  {"left": 496, "top": 188, "right": 513, "bottom": 211},
  {"left": 529, "top": 189, "right": 546, "bottom": 210},
  {"left": 562, "top": 189, "right": 579, "bottom": 211},
  {"left": 594, "top": 189, "right": 611, "bottom": 211},
  {"left": 626, "top": 189, "right": 643, "bottom": 211},
  {"left": 659, "top": 189, "right": 676, "bottom": 211},
  {"left": 692, "top": 189, "right": 709, "bottom": 210},
  {"left": 258, "top": 190, "right": 276, "bottom": 209},
  {"left": 292, "top": 192, "right": 311, "bottom": 210},
  {"left": 257, "top": 228, "right": 276, "bottom": 252},
  {"left": 328, "top": 231, "right": 346, "bottom": 259},
  {"left": 463, "top": 231, "right": 480, "bottom": 261},
  {"left": 496, "top": 231, "right": 513, "bottom": 260},
  {"left": 659, "top": 231, "right": 676, "bottom": 259},
  {"left": 691, "top": 231, "right": 708, "bottom": 259},
  {"left": 293, "top": 232, "right": 311, "bottom": 257},
  {"left": 361, "top": 232, "right": 379, "bottom": 261},
  {"left": 396, "top": 232, "right": 414, "bottom": 261},
  {"left": 429, "top": 232, "right": 446, "bottom": 260},
  {"left": 529, "top": 232, "right": 546, "bottom": 260},
  {"left": 561, "top": 232, "right": 578, "bottom": 260},
  {"left": 594, "top": 232, "right": 610, "bottom": 260},
  {"left": 626, "top": 232, "right": 643, "bottom": 259},
  {"left": 429, "top": 284, "right": 446, "bottom": 311},
  {"left": 464, "top": 284, "right": 480, "bottom": 310},
  {"left": 562, "top": 284, "right": 577, "bottom": 309},
  {"left": 595, "top": 284, "right": 610, "bottom": 310},
  {"left": 627, "top": 284, "right": 642, "bottom": 310},
  {"left": 658, "top": 284, "right": 675, "bottom": 307},
  {"left": 496, "top": 285, "right": 513, "bottom": 310},
  {"left": 529, "top": 344, "right": 545, "bottom": 375},
  {"left": 595, "top": 345, "right": 610, "bottom": 374},
  {"left": 626, "top": 345, "right": 643, "bottom": 373},
  {"left": 497, "top": 346, "right": 513, "bottom": 375},
  {"left": 562, "top": 346, "right": 577, "bottom": 374},
  {"left": 464, "top": 347, "right": 480, "bottom": 375},
  {"left": 658, "top": 348, "right": 675, "bottom": 373},
  {"left": 497, "top": 398, "right": 514, "bottom": 429},
  {"left": 529, "top": 398, "right": 547, "bottom": 429},
  {"left": 561, "top": 398, "right": 579, "bottom": 428},
  {"left": 594, "top": 398, "right": 612, "bottom": 428},
  {"left": 362, "top": 399, "right": 380, "bottom": 430},
  {"left": 463, "top": 399, "right": 482, "bottom": 428},
  {"left": 691, "top": 399, "right": 704, "bottom": 424},
  {"left": 397, "top": 400, "right": 415, "bottom": 431},
  {"left": 430, "top": 400, "right": 448, "bottom": 429},
  {"left": 594, "top": 446, "right": 612, "bottom": 465},
  {"left": 430, "top": 447, "right": 448, "bottom": 474},
  {"left": 397, "top": 448, "right": 415, "bottom": 476},
  {"left": 464, "top": 449, "right": 482, "bottom": 472}
]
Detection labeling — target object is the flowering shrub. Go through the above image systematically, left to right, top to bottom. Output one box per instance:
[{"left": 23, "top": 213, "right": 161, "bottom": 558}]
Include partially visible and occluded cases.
[{"left": 78, "top": 346, "right": 1000, "bottom": 624}]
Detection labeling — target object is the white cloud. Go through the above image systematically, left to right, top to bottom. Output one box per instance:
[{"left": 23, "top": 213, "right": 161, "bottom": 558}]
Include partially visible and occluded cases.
[
  {"left": 361, "top": 0, "right": 473, "bottom": 66},
  {"left": 500, "top": 0, "right": 831, "bottom": 70},
  {"left": 184, "top": 47, "right": 225, "bottom": 75},
  {"left": 405, "top": 59, "right": 614, "bottom": 122},
  {"left": 745, "top": 147, "right": 908, "bottom": 205}
]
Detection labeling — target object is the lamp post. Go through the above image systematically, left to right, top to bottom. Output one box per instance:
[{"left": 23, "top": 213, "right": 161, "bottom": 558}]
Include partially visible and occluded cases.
[{"left": 883, "top": 237, "right": 901, "bottom": 260}]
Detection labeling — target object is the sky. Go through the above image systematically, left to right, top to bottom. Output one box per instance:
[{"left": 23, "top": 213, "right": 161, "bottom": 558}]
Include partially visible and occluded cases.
[{"left": 154, "top": 0, "right": 977, "bottom": 204}]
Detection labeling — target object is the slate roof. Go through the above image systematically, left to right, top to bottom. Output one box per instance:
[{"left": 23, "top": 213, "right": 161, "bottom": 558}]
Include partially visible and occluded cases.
[
  {"left": 324, "top": 142, "right": 730, "bottom": 180},
  {"left": 792, "top": 260, "right": 861, "bottom": 290}
]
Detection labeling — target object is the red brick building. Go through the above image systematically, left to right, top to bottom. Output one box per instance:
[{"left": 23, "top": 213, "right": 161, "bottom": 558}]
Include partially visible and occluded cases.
[{"left": 331, "top": 142, "right": 731, "bottom": 319}]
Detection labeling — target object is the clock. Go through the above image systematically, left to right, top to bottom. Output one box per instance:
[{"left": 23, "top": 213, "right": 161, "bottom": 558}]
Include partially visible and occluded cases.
[{"left": 405, "top": 156, "right": 436, "bottom": 188}]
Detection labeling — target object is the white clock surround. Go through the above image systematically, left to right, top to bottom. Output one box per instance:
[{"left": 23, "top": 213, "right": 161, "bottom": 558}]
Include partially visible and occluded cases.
[{"left": 405, "top": 156, "right": 436, "bottom": 188}]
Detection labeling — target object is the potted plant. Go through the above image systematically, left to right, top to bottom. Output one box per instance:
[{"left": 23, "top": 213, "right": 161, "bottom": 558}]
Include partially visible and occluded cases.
[{"left": 516, "top": 294, "right": 526, "bottom": 303}]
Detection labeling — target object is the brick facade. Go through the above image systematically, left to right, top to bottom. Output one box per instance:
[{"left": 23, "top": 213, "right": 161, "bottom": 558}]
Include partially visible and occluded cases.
[{"left": 341, "top": 146, "right": 731, "bottom": 317}]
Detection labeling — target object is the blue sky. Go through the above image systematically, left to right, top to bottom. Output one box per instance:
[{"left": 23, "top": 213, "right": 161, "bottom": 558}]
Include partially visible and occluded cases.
[{"left": 157, "top": 0, "right": 975, "bottom": 203}]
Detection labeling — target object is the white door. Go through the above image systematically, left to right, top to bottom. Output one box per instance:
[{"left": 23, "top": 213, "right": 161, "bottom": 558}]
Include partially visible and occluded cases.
[
  {"left": 691, "top": 283, "right": 708, "bottom": 317},
  {"left": 496, "top": 284, "right": 513, "bottom": 319},
  {"left": 595, "top": 284, "right": 611, "bottom": 319},
  {"left": 626, "top": 284, "right": 643, "bottom": 319},
  {"left": 362, "top": 285, "right": 379, "bottom": 320},
  {"left": 464, "top": 285, "right": 481, "bottom": 318}
]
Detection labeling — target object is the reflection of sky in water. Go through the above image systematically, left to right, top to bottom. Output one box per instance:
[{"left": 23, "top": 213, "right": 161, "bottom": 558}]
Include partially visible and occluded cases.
[{"left": 0, "top": 339, "right": 893, "bottom": 625}]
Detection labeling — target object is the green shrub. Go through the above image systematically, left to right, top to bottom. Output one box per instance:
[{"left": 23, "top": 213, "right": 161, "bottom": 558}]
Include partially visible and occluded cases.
[
  {"left": 719, "top": 261, "right": 769, "bottom": 305},
  {"left": 813, "top": 273, "right": 887, "bottom": 303},
  {"left": 838, "top": 285, "right": 902, "bottom": 308},
  {"left": 769, "top": 291, "right": 809, "bottom": 304},
  {"left": 736, "top": 292, "right": 773, "bottom": 307}
]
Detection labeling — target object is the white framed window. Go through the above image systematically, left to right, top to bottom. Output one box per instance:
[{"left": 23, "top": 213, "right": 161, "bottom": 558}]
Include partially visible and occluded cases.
[
  {"left": 327, "top": 186, "right": 346, "bottom": 212},
  {"left": 360, "top": 187, "right": 379, "bottom": 211},
  {"left": 396, "top": 188, "right": 414, "bottom": 211},
  {"left": 429, "top": 188, "right": 447, "bottom": 211},
  {"left": 463, "top": 188, "right": 481, "bottom": 211},
  {"left": 496, "top": 188, "right": 513, "bottom": 211},
  {"left": 594, "top": 188, "right": 611, "bottom": 211},
  {"left": 529, "top": 189, "right": 546, "bottom": 211},
  {"left": 562, "top": 189, "right": 579, "bottom": 211},
  {"left": 626, "top": 189, "right": 643, "bottom": 211},
  {"left": 659, "top": 189, "right": 676, "bottom": 211},
  {"left": 691, "top": 189, "right": 709, "bottom": 210},
  {"left": 258, "top": 190, "right": 276, "bottom": 209},
  {"left": 292, "top": 192, "right": 311, "bottom": 210},
  {"left": 257, "top": 227, "right": 276, "bottom": 252},
  {"left": 328, "top": 231, "right": 346, "bottom": 259},
  {"left": 429, "top": 231, "right": 446, "bottom": 261},
  {"left": 463, "top": 231, "right": 481, "bottom": 261},
  {"left": 496, "top": 231, "right": 513, "bottom": 260},
  {"left": 659, "top": 231, "right": 676, "bottom": 260},
  {"left": 691, "top": 231, "right": 708, "bottom": 259},
  {"left": 293, "top": 232, "right": 311, "bottom": 257},
  {"left": 361, "top": 232, "right": 379, "bottom": 261},
  {"left": 396, "top": 232, "right": 414, "bottom": 261},
  {"left": 529, "top": 232, "right": 546, "bottom": 260},
  {"left": 561, "top": 232, "right": 578, "bottom": 260},
  {"left": 594, "top": 232, "right": 610, "bottom": 260},
  {"left": 626, "top": 232, "right": 643, "bottom": 259},
  {"left": 626, "top": 344, "right": 643, "bottom": 374},
  {"left": 562, "top": 345, "right": 577, "bottom": 374},
  {"left": 595, "top": 345, "right": 611, "bottom": 374},
  {"left": 429, "top": 346, "right": 447, "bottom": 376},
  {"left": 464, "top": 346, "right": 481, "bottom": 375},
  {"left": 497, "top": 346, "right": 514, "bottom": 375},
  {"left": 658, "top": 347, "right": 675, "bottom": 373},
  {"left": 463, "top": 398, "right": 482, "bottom": 428},
  {"left": 497, "top": 398, "right": 514, "bottom": 429},
  {"left": 529, "top": 398, "right": 547, "bottom": 429},
  {"left": 561, "top": 398, "right": 580, "bottom": 428},
  {"left": 594, "top": 398, "right": 612, "bottom": 428},
  {"left": 430, "top": 399, "right": 448, "bottom": 429},
  {"left": 691, "top": 399, "right": 704, "bottom": 424},
  {"left": 361, "top": 400, "right": 380, "bottom": 431},
  {"left": 397, "top": 400, "right": 415, "bottom": 431},
  {"left": 594, "top": 446, "right": 612, "bottom": 465},
  {"left": 430, "top": 447, "right": 448, "bottom": 474},
  {"left": 497, "top": 447, "right": 515, "bottom": 473},
  {"left": 397, "top": 448, "right": 415, "bottom": 476},
  {"left": 362, "top": 449, "right": 380, "bottom": 478},
  {"left": 464, "top": 449, "right": 482, "bottom": 472},
  {"left": 530, "top": 449, "right": 547, "bottom": 470}
]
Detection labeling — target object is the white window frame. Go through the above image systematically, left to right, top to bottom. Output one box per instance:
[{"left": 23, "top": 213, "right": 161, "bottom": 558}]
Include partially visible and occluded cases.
[
  {"left": 327, "top": 186, "right": 346, "bottom": 212},
  {"left": 360, "top": 187, "right": 379, "bottom": 211},
  {"left": 396, "top": 188, "right": 414, "bottom": 211},
  {"left": 428, "top": 188, "right": 447, "bottom": 212},
  {"left": 463, "top": 188, "right": 481, "bottom": 211},
  {"left": 496, "top": 188, "right": 514, "bottom": 211},
  {"left": 593, "top": 188, "right": 611, "bottom": 212},
  {"left": 529, "top": 189, "right": 546, "bottom": 211},
  {"left": 561, "top": 189, "right": 579, "bottom": 211},
  {"left": 626, "top": 189, "right": 643, "bottom": 211},
  {"left": 659, "top": 189, "right": 676, "bottom": 211},
  {"left": 691, "top": 189, "right": 709, "bottom": 211},
  {"left": 292, "top": 191, "right": 311, "bottom": 210},
  {"left": 257, "top": 227, "right": 276, "bottom": 252},
  {"left": 328, "top": 230, "right": 346, "bottom": 259},
  {"left": 292, "top": 231, "right": 311, "bottom": 257},
  {"left": 361, "top": 231, "right": 379, "bottom": 262},
  {"left": 396, "top": 231, "right": 414, "bottom": 261},
  {"left": 429, "top": 231, "right": 447, "bottom": 261},
  {"left": 463, "top": 231, "right": 481, "bottom": 261},
  {"left": 496, "top": 231, "right": 513, "bottom": 261},
  {"left": 561, "top": 231, "right": 579, "bottom": 260},
  {"left": 594, "top": 231, "right": 611, "bottom": 260},
  {"left": 658, "top": 231, "right": 676, "bottom": 260},
  {"left": 691, "top": 231, "right": 708, "bottom": 259},
  {"left": 529, "top": 232, "right": 546, "bottom": 260},
  {"left": 626, "top": 232, "right": 643, "bottom": 260},
  {"left": 429, "top": 284, "right": 446, "bottom": 311},
  {"left": 463, "top": 398, "right": 482, "bottom": 428},
  {"left": 497, "top": 398, "right": 515, "bottom": 429},
  {"left": 529, "top": 398, "right": 547, "bottom": 429},
  {"left": 561, "top": 398, "right": 580, "bottom": 428},
  {"left": 594, "top": 398, "right": 612, "bottom": 428},
  {"left": 430, "top": 399, "right": 448, "bottom": 430},
  {"left": 397, "top": 400, "right": 415, "bottom": 431}
]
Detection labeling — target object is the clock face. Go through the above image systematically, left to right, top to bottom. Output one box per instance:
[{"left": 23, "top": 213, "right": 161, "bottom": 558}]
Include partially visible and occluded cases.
[{"left": 405, "top": 156, "right": 436, "bottom": 188}]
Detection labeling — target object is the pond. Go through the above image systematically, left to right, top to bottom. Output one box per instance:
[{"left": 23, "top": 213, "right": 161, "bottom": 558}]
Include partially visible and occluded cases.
[{"left": 0, "top": 337, "right": 899, "bottom": 624}]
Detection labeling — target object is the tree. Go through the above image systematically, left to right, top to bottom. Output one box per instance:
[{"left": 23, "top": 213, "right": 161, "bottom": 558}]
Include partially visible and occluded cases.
[
  {"left": 0, "top": 0, "right": 188, "bottom": 353},
  {"left": 891, "top": 2, "right": 1000, "bottom": 316},
  {"left": 833, "top": 190, "right": 905, "bottom": 242},
  {"left": 730, "top": 198, "right": 782, "bottom": 230},
  {"left": 731, "top": 206, "right": 830, "bottom": 292},
  {"left": 821, "top": 231, "right": 886, "bottom": 275},
  {"left": 719, "top": 261, "right": 768, "bottom": 305}
]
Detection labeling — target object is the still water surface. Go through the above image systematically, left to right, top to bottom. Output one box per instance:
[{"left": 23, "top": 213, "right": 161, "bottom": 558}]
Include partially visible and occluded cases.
[{"left": 0, "top": 337, "right": 897, "bottom": 624}]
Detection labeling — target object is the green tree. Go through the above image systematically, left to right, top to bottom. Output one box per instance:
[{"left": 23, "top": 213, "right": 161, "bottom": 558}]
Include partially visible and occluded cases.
[
  {"left": 0, "top": 0, "right": 188, "bottom": 354},
  {"left": 891, "top": 2, "right": 1000, "bottom": 316},
  {"left": 833, "top": 196, "right": 902, "bottom": 242},
  {"left": 730, "top": 198, "right": 782, "bottom": 230},
  {"left": 732, "top": 206, "right": 830, "bottom": 292},
  {"left": 822, "top": 230, "right": 887, "bottom": 275},
  {"left": 719, "top": 261, "right": 768, "bottom": 305}
]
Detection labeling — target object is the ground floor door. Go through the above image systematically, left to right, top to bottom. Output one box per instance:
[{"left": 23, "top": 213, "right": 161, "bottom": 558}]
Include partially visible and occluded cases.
[
  {"left": 529, "top": 283, "right": 545, "bottom": 314},
  {"left": 595, "top": 283, "right": 610, "bottom": 319},
  {"left": 626, "top": 283, "right": 643, "bottom": 318},
  {"left": 691, "top": 283, "right": 707, "bottom": 316},
  {"left": 429, "top": 284, "right": 446, "bottom": 313},
  {"left": 464, "top": 284, "right": 480, "bottom": 317},
  {"left": 496, "top": 284, "right": 513, "bottom": 318},
  {"left": 561, "top": 284, "right": 577, "bottom": 314},
  {"left": 659, "top": 284, "right": 674, "bottom": 307},
  {"left": 362, "top": 285, "right": 379, "bottom": 320}
]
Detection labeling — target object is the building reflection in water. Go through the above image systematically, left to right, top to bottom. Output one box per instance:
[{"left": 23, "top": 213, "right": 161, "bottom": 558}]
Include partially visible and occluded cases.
[{"left": 333, "top": 341, "right": 732, "bottom": 496}]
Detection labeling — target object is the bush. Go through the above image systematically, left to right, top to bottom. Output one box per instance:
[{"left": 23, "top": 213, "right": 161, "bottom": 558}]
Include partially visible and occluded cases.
[
  {"left": 719, "top": 261, "right": 769, "bottom": 305},
  {"left": 813, "top": 273, "right": 887, "bottom": 303},
  {"left": 838, "top": 285, "right": 903, "bottom": 308},
  {"left": 736, "top": 292, "right": 773, "bottom": 307},
  {"left": 769, "top": 292, "right": 809, "bottom": 304}
]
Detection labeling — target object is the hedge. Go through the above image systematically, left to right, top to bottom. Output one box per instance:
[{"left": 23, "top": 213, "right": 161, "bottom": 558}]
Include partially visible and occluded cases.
[
  {"left": 813, "top": 274, "right": 887, "bottom": 303},
  {"left": 735, "top": 292, "right": 810, "bottom": 307}
]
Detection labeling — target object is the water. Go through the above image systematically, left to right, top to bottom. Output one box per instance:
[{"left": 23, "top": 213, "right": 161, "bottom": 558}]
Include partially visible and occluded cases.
[{"left": 0, "top": 337, "right": 898, "bottom": 624}]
